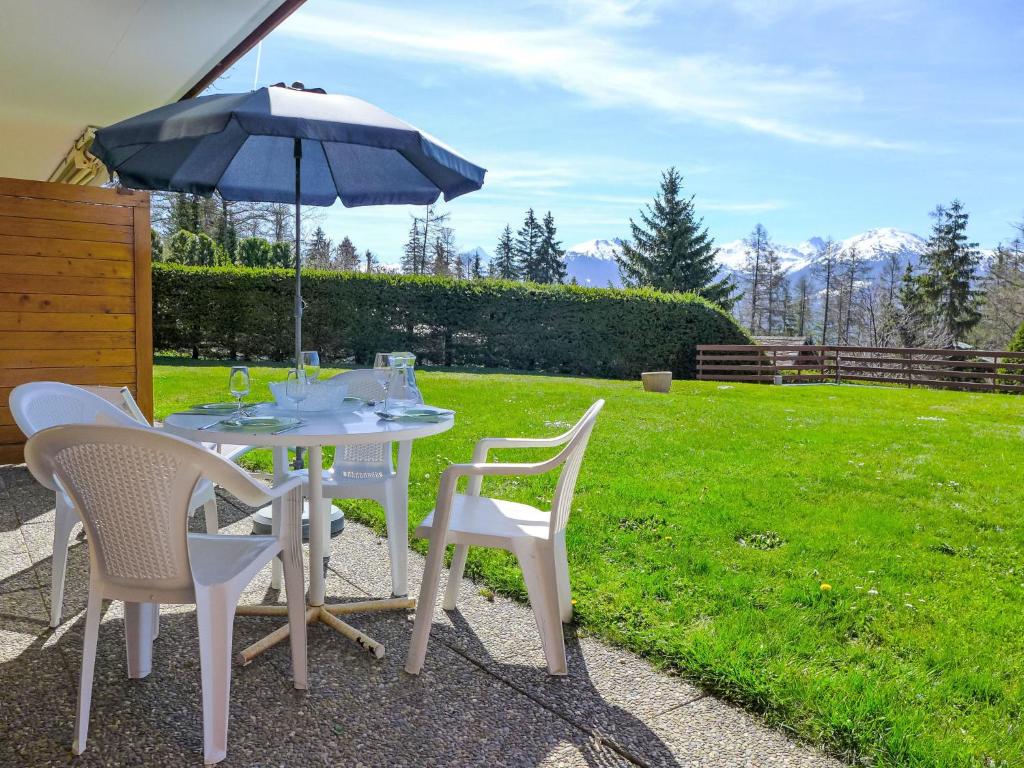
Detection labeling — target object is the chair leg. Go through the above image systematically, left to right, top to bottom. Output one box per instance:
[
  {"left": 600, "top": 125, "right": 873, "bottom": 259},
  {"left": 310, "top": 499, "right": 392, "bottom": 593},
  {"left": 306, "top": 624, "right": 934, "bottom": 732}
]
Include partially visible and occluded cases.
[
  {"left": 383, "top": 482, "right": 409, "bottom": 597},
  {"left": 49, "top": 495, "right": 78, "bottom": 627},
  {"left": 270, "top": 497, "right": 283, "bottom": 591},
  {"left": 202, "top": 498, "right": 219, "bottom": 535},
  {"left": 553, "top": 530, "right": 573, "bottom": 624},
  {"left": 404, "top": 532, "right": 448, "bottom": 675},
  {"left": 281, "top": 543, "right": 308, "bottom": 690},
  {"left": 516, "top": 543, "right": 567, "bottom": 675},
  {"left": 442, "top": 544, "right": 469, "bottom": 611},
  {"left": 195, "top": 586, "right": 237, "bottom": 765},
  {"left": 73, "top": 587, "right": 103, "bottom": 755},
  {"left": 124, "top": 602, "right": 157, "bottom": 679}
]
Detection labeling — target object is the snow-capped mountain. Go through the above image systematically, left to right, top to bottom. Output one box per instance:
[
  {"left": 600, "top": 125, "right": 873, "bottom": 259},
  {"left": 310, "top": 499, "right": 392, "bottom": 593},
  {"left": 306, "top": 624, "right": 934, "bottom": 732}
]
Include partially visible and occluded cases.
[
  {"left": 718, "top": 227, "right": 927, "bottom": 285},
  {"left": 563, "top": 238, "right": 623, "bottom": 287}
]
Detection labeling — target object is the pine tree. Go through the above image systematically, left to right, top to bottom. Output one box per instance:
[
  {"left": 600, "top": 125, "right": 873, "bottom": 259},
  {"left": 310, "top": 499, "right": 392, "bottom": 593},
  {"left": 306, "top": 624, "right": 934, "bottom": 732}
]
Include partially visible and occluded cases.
[
  {"left": 615, "top": 168, "right": 735, "bottom": 306},
  {"left": 215, "top": 198, "right": 238, "bottom": 264},
  {"left": 918, "top": 200, "right": 982, "bottom": 344},
  {"left": 514, "top": 209, "right": 543, "bottom": 279},
  {"left": 526, "top": 211, "right": 567, "bottom": 284},
  {"left": 401, "top": 220, "right": 423, "bottom": 274},
  {"left": 491, "top": 224, "right": 518, "bottom": 279},
  {"left": 431, "top": 226, "right": 456, "bottom": 276},
  {"left": 306, "top": 227, "right": 333, "bottom": 270},
  {"left": 335, "top": 236, "right": 360, "bottom": 271},
  {"left": 237, "top": 237, "right": 273, "bottom": 267},
  {"left": 364, "top": 249, "right": 379, "bottom": 274},
  {"left": 470, "top": 250, "right": 484, "bottom": 279},
  {"left": 897, "top": 263, "right": 930, "bottom": 346},
  {"left": 795, "top": 275, "right": 812, "bottom": 338}
]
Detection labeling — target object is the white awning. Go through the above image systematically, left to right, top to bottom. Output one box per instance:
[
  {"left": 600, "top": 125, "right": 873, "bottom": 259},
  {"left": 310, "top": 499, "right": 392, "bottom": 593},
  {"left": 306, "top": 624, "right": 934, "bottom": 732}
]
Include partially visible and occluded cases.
[{"left": 0, "top": 0, "right": 301, "bottom": 182}]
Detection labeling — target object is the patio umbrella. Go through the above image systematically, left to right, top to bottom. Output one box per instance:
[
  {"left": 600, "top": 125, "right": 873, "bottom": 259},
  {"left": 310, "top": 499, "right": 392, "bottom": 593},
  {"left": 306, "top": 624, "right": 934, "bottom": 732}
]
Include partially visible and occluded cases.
[{"left": 90, "top": 82, "right": 486, "bottom": 370}]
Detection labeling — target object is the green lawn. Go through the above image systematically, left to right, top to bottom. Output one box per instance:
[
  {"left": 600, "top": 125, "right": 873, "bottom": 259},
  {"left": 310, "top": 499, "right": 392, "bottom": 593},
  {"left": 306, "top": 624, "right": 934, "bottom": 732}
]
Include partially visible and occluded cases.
[{"left": 155, "top": 359, "right": 1024, "bottom": 767}]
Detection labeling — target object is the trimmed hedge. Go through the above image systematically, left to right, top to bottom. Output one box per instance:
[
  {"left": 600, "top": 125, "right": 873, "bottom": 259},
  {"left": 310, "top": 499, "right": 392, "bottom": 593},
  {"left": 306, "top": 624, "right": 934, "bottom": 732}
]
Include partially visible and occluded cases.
[{"left": 152, "top": 264, "right": 750, "bottom": 379}]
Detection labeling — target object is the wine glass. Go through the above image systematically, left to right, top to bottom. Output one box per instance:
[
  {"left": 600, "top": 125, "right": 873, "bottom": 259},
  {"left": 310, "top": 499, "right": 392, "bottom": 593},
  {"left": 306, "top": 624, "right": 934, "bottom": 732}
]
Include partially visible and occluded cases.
[
  {"left": 301, "top": 350, "right": 321, "bottom": 382},
  {"left": 373, "top": 353, "right": 394, "bottom": 415},
  {"left": 228, "top": 366, "right": 250, "bottom": 418},
  {"left": 286, "top": 369, "right": 308, "bottom": 420}
]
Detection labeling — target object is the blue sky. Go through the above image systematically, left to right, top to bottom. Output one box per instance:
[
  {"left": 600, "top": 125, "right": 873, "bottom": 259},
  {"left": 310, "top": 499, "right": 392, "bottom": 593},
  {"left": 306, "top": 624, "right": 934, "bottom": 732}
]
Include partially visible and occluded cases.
[{"left": 211, "top": 0, "right": 1024, "bottom": 262}]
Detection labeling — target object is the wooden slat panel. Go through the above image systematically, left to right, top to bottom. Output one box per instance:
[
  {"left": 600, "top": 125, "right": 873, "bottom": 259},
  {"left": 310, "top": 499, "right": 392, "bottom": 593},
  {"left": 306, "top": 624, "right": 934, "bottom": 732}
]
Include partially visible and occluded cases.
[
  {"left": 0, "top": 177, "right": 148, "bottom": 207},
  {"left": 0, "top": 195, "right": 133, "bottom": 226},
  {"left": 133, "top": 205, "right": 153, "bottom": 421},
  {"left": 0, "top": 215, "right": 132, "bottom": 244},
  {"left": 0, "top": 234, "right": 132, "bottom": 261},
  {"left": 0, "top": 254, "right": 132, "bottom": 279},
  {"left": 0, "top": 273, "right": 134, "bottom": 297},
  {"left": 0, "top": 293, "right": 134, "bottom": 313},
  {"left": 0, "top": 311, "right": 134, "bottom": 331},
  {"left": 0, "top": 331, "right": 134, "bottom": 350},
  {"left": 0, "top": 348, "right": 135, "bottom": 369},
  {"left": 0, "top": 366, "right": 137, "bottom": 388},
  {"left": 0, "top": 405, "right": 12, "bottom": 426},
  {"left": 0, "top": 425, "right": 24, "bottom": 443},
  {"left": 0, "top": 444, "right": 23, "bottom": 465}
]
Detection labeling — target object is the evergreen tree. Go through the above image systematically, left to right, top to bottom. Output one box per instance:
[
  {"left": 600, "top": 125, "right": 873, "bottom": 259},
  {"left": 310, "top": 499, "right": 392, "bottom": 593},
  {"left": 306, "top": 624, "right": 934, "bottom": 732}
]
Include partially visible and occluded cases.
[
  {"left": 615, "top": 167, "right": 735, "bottom": 306},
  {"left": 215, "top": 198, "right": 238, "bottom": 264},
  {"left": 918, "top": 199, "right": 982, "bottom": 344},
  {"left": 514, "top": 209, "right": 543, "bottom": 279},
  {"left": 525, "top": 211, "right": 567, "bottom": 284},
  {"left": 401, "top": 220, "right": 423, "bottom": 274},
  {"left": 491, "top": 225, "right": 517, "bottom": 279},
  {"left": 431, "top": 226, "right": 456, "bottom": 276},
  {"left": 306, "top": 227, "right": 333, "bottom": 270},
  {"left": 150, "top": 229, "right": 164, "bottom": 262},
  {"left": 166, "top": 229, "right": 197, "bottom": 264},
  {"left": 193, "top": 233, "right": 220, "bottom": 266},
  {"left": 335, "top": 236, "right": 360, "bottom": 271},
  {"left": 237, "top": 237, "right": 273, "bottom": 268},
  {"left": 270, "top": 241, "right": 293, "bottom": 268},
  {"left": 364, "top": 249, "right": 379, "bottom": 274},
  {"left": 470, "top": 250, "right": 484, "bottom": 279},
  {"left": 896, "top": 263, "right": 929, "bottom": 346},
  {"left": 795, "top": 275, "right": 812, "bottom": 338}
]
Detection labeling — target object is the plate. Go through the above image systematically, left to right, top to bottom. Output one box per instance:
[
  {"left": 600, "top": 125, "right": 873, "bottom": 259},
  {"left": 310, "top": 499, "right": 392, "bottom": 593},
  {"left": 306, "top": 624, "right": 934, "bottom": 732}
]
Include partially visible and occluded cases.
[
  {"left": 189, "top": 402, "right": 242, "bottom": 414},
  {"left": 218, "top": 416, "right": 302, "bottom": 432}
]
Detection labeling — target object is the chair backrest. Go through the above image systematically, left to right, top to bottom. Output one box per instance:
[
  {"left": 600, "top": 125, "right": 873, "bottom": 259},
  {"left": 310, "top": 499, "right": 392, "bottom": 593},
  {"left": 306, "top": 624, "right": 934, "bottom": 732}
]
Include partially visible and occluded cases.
[
  {"left": 326, "top": 369, "right": 402, "bottom": 469},
  {"left": 10, "top": 381, "right": 143, "bottom": 439},
  {"left": 79, "top": 385, "right": 150, "bottom": 425},
  {"left": 549, "top": 400, "right": 604, "bottom": 536},
  {"left": 24, "top": 424, "right": 274, "bottom": 596}
]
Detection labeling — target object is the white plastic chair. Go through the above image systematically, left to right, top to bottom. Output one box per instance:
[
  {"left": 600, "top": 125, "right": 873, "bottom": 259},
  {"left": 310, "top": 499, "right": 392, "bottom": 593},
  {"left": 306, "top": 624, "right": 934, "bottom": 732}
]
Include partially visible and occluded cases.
[
  {"left": 285, "top": 368, "right": 422, "bottom": 595},
  {"left": 9, "top": 382, "right": 221, "bottom": 626},
  {"left": 405, "top": 400, "right": 604, "bottom": 676},
  {"left": 24, "top": 424, "right": 307, "bottom": 765}
]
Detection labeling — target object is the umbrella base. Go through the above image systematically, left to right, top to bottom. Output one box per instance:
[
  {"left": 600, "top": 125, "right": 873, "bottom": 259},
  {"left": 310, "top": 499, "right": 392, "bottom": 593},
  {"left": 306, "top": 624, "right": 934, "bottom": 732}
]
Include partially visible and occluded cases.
[{"left": 235, "top": 597, "right": 415, "bottom": 665}]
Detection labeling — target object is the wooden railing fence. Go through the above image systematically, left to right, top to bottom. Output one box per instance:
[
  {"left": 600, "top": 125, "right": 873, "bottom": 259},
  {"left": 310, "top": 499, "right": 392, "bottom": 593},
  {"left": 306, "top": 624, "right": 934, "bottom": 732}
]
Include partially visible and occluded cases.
[{"left": 696, "top": 345, "right": 1024, "bottom": 393}]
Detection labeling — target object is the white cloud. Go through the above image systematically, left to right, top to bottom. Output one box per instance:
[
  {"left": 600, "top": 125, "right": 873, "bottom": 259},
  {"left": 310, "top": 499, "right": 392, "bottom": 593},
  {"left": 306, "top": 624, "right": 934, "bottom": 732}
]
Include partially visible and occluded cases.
[{"left": 281, "top": 1, "right": 914, "bottom": 150}]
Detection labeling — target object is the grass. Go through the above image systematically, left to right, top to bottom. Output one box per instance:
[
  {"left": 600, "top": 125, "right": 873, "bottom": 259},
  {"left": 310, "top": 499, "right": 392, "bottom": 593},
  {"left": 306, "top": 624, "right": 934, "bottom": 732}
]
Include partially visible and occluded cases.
[{"left": 154, "top": 358, "right": 1024, "bottom": 767}]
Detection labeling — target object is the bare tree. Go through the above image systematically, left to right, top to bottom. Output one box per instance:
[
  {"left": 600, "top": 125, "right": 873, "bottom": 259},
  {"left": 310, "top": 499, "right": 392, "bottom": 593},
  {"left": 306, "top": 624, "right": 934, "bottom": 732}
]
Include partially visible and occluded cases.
[{"left": 812, "top": 238, "right": 840, "bottom": 344}]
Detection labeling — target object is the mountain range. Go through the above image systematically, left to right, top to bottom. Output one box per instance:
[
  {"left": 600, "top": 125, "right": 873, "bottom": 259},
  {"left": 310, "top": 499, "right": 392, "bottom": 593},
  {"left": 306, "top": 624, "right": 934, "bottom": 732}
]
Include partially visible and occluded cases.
[{"left": 460, "top": 228, "right": 930, "bottom": 288}]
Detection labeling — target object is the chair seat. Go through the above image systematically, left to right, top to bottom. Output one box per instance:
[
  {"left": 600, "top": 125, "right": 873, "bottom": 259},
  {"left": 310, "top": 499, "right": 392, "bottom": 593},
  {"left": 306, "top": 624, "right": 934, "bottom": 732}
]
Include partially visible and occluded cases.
[
  {"left": 416, "top": 494, "right": 552, "bottom": 544},
  {"left": 187, "top": 534, "right": 279, "bottom": 587}
]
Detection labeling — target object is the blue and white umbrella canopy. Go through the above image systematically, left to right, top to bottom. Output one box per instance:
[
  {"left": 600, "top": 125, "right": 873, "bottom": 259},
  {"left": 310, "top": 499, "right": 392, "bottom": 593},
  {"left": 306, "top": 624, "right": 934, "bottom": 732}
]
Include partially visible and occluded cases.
[{"left": 90, "top": 83, "right": 486, "bottom": 207}]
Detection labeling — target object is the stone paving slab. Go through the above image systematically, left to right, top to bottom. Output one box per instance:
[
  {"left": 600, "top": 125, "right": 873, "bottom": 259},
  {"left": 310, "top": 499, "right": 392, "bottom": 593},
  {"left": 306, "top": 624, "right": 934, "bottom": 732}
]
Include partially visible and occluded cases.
[{"left": 0, "top": 464, "right": 844, "bottom": 767}]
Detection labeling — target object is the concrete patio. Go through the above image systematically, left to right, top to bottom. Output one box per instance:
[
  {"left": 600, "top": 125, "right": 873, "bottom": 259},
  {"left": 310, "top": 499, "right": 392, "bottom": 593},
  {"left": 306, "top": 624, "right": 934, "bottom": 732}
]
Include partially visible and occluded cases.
[{"left": 0, "top": 464, "right": 842, "bottom": 767}]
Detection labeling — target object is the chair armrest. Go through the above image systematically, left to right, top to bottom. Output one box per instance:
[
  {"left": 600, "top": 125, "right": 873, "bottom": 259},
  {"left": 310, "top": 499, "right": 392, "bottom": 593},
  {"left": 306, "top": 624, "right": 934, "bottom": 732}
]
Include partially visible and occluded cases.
[{"left": 471, "top": 435, "right": 572, "bottom": 462}]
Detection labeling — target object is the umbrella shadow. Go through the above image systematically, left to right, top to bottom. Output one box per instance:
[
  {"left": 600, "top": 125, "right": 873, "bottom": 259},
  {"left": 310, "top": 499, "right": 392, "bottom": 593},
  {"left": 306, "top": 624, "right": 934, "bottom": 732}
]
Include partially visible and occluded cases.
[{"left": 429, "top": 607, "right": 683, "bottom": 767}]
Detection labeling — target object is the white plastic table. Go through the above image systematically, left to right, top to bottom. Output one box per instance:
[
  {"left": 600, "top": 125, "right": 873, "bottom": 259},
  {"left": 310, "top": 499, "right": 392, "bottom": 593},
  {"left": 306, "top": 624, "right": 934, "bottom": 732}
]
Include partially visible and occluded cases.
[{"left": 163, "top": 406, "right": 454, "bottom": 660}]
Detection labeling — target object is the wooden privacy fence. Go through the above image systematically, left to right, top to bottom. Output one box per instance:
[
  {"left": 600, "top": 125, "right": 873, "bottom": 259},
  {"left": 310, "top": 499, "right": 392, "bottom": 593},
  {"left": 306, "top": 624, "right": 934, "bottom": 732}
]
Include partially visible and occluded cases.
[
  {"left": 0, "top": 177, "right": 152, "bottom": 464},
  {"left": 696, "top": 345, "right": 1024, "bottom": 393}
]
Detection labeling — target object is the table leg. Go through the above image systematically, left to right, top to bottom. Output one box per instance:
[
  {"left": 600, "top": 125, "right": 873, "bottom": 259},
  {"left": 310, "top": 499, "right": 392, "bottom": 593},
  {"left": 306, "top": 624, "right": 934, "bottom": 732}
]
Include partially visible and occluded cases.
[
  {"left": 389, "top": 440, "right": 413, "bottom": 597},
  {"left": 307, "top": 444, "right": 326, "bottom": 606},
  {"left": 270, "top": 446, "right": 288, "bottom": 590}
]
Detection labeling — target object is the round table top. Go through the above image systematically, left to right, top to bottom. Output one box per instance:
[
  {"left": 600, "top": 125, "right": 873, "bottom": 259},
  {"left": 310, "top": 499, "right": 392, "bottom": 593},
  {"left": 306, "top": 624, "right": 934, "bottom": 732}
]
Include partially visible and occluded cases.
[{"left": 162, "top": 404, "right": 455, "bottom": 447}]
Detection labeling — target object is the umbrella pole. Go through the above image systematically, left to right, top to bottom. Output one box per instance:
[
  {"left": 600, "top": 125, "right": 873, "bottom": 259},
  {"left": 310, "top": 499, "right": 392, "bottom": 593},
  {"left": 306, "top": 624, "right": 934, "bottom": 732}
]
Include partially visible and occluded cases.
[{"left": 293, "top": 137, "right": 305, "bottom": 471}]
